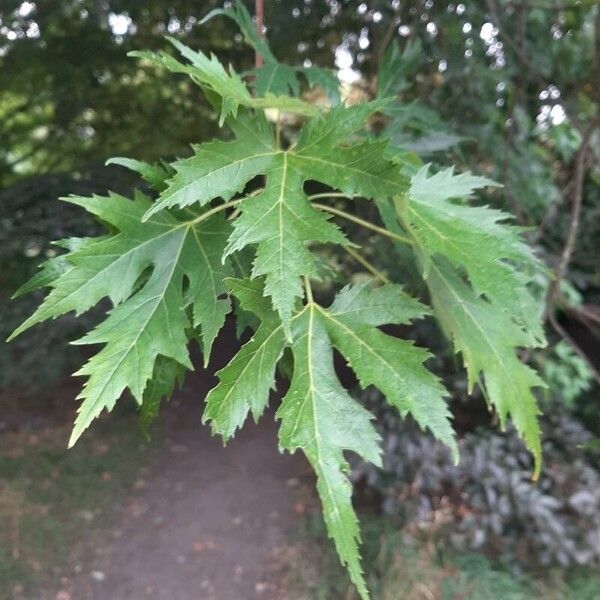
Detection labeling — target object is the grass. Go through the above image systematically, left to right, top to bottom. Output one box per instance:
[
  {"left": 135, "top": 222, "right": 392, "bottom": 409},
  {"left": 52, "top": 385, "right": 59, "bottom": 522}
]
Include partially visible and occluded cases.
[
  {"left": 0, "top": 406, "right": 154, "bottom": 598},
  {"left": 281, "top": 514, "right": 600, "bottom": 600}
]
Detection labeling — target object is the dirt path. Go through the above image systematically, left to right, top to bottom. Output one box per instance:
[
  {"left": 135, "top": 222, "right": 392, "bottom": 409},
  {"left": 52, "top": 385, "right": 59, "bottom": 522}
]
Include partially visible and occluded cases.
[{"left": 65, "top": 382, "right": 312, "bottom": 600}]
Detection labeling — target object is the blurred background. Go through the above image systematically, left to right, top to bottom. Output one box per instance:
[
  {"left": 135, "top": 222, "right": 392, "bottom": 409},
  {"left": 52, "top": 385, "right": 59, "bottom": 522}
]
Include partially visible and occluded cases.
[{"left": 0, "top": 1, "right": 599, "bottom": 598}]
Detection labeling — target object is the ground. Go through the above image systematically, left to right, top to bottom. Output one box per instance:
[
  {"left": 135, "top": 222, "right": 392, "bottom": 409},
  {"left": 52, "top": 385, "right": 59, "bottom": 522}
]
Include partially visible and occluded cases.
[
  {"left": 0, "top": 368, "right": 322, "bottom": 600},
  {"left": 3, "top": 376, "right": 599, "bottom": 600},
  {"left": 67, "top": 406, "right": 310, "bottom": 599}
]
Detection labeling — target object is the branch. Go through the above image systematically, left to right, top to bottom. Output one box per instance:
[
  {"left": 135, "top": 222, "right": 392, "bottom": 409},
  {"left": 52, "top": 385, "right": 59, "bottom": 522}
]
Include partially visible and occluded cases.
[
  {"left": 546, "top": 118, "right": 600, "bottom": 307},
  {"left": 342, "top": 245, "right": 390, "bottom": 284},
  {"left": 548, "top": 312, "right": 600, "bottom": 386}
]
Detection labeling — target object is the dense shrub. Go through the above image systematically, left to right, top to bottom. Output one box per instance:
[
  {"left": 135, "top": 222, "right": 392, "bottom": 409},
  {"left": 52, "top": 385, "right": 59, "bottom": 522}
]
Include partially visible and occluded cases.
[{"left": 353, "top": 390, "right": 600, "bottom": 570}]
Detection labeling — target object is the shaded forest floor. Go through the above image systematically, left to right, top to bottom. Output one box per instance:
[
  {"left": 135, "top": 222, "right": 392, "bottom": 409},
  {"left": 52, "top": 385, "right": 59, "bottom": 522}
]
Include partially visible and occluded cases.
[
  {"left": 0, "top": 376, "right": 319, "bottom": 600},
  {"left": 2, "top": 378, "right": 600, "bottom": 600}
]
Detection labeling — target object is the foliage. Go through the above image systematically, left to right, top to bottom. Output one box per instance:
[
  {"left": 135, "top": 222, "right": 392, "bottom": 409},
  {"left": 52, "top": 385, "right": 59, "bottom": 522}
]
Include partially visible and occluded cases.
[
  {"left": 9, "top": 4, "right": 552, "bottom": 598},
  {"left": 540, "top": 341, "right": 594, "bottom": 407},
  {"left": 353, "top": 390, "right": 600, "bottom": 570},
  {"left": 285, "top": 513, "right": 600, "bottom": 600}
]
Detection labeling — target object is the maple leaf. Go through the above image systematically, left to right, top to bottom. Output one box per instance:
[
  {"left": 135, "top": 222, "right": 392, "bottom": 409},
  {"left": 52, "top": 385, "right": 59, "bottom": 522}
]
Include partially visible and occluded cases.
[
  {"left": 202, "top": 0, "right": 340, "bottom": 102},
  {"left": 9, "top": 22, "right": 551, "bottom": 600},
  {"left": 131, "top": 37, "right": 318, "bottom": 125},
  {"left": 127, "top": 38, "right": 409, "bottom": 332},
  {"left": 146, "top": 99, "right": 405, "bottom": 331},
  {"left": 290, "top": 104, "right": 410, "bottom": 201},
  {"left": 143, "top": 111, "right": 276, "bottom": 219},
  {"left": 224, "top": 152, "right": 348, "bottom": 332},
  {"left": 386, "top": 165, "right": 546, "bottom": 474},
  {"left": 398, "top": 165, "right": 545, "bottom": 345},
  {"left": 10, "top": 192, "right": 232, "bottom": 445},
  {"left": 425, "top": 259, "right": 544, "bottom": 476},
  {"left": 203, "top": 278, "right": 286, "bottom": 439},
  {"left": 320, "top": 282, "right": 458, "bottom": 461},
  {"left": 277, "top": 305, "right": 381, "bottom": 600}
]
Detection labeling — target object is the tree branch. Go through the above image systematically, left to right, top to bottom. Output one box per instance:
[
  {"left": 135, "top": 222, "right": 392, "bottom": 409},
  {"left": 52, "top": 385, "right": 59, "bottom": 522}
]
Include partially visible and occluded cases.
[
  {"left": 546, "top": 118, "right": 599, "bottom": 308},
  {"left": 549, "top": 312, "right": 600, "bottom": 386}
]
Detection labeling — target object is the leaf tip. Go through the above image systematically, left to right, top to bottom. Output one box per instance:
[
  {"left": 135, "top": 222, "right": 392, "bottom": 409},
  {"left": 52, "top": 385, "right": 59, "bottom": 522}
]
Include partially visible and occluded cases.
[{"left": 67, "top": 427, "right": 81, "bottom": 449}]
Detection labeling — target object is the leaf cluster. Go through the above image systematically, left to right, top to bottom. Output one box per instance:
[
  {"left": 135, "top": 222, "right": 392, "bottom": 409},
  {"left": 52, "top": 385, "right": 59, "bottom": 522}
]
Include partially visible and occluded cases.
[{"left": 10, "top": 4, "right": 547, "bottom": 597}]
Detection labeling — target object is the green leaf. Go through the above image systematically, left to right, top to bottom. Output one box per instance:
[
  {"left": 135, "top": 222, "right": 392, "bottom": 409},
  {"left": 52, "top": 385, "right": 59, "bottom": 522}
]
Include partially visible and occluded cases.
[
  {"left": 201, "top": 0, "right": 276, "bottom": 64},
  {"left": 203, "top": 1, "right": 339, "bottom": 103},
  {"left": 9, "top": 23, "right": 552, "bottom": 600},
  {"left": 131, "top": 38, "right": 318, "bottom": 123},
  {"left": 377, "top": 39, "right": 423, "bottom": 98},
  {"left": 255, "top": 62, "right": 300, "bottom": 96},
  {"left": 254, "top": 63, "right": 340, "bottom": 102},
  {"left": 299, "top": 66, "right": 341, "bottom": 103},
  {"left": 142, "top": 100, "right": 408, "bottom": 330},
  {"left": 294, "top": 101, "right": 385, "bottom": 150},
  {"left": 291, "top": 105, "right": 409, "bottom": 200},
  {"left": 143, "top": 112, "right": 276, "bottom": 219},
  {"left": 224, "top": 152, "right": 348, "bottom": 332},
  {"left": 106, "top": 157, "right": 173, "bottom": 190},
  {"left": 400, "top": 165, "right": 545, "bottom": 345},
  {"left": 10, "top": 192, "right": 231, "bottom": 445},
  {"left": 12, "top": 238, "right": 93, "bottom": 298},
  {"left": 425, "top": 259, "right": 543, "bottom": 477},
  {"left": 226, "top": 270, "right": 263, "bottom": 338},
  {"left": 224, "top": 276, "right": 275, "bottom": 322},
  {"left": 203, "top": 277, "right": 286, "bottom": 438},
  {"left": 202, "top": 278, "right": 285, "bottom": 440},
  {"left": 328, "top": 280, "right": 429, "bottom": 325},
  {"left": 321, "top": 283, "right": 458, "bottom": 461},
  {"left": 277, "top": 306, "right": 381, "bottom": 600},
  {"left": 203, "top": 323, "right": 285, "bottom": 439},
  {"left": 140, "top": 356, "right": 185, "bottom": 434}
]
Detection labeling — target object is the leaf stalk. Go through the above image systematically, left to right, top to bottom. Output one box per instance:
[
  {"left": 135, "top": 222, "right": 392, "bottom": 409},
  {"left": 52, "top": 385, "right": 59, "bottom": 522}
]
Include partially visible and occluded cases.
[{"left": 311, "top": 201, "right": 414, "bottom": 246}]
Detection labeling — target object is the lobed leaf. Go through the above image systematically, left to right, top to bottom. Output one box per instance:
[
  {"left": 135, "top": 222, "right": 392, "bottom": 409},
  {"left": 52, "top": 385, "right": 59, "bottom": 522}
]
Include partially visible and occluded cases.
[
  {"left": 144, "top": 111, "right": 276, "bottom": 219},
  {"left": 224, "top": 152, "right": 348, "bottom": 332},
  {"left": 106, "top": 157, "right": 173, "bottom": 190},
  {"left": 399, "top": 165, "right": 545, "bottom": 345},
  {"left": 11, "top": 192, "right": 232, "bottom": 445},
  {"left": 424, "top": 259, "right": 544, "bottom": 477},
  {"left": 320, "top": 284, "right": 458, "bottom": 461},
  {"left": 277, "top": 306, "right": 381, "bottom": 600}
]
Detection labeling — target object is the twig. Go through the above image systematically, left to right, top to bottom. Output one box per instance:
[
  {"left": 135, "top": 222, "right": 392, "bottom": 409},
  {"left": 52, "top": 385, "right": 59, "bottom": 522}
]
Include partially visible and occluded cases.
[
  {"left": 255, "top": 0, "right": 264, "bottom": 68},
  {"left": 546, "top": 118, "right": 600, "bottom": 309},
  {"left": 185, "top": 198, "right": 242, "bottom": 226},
  {"left": 342, "top": 245, "right": 390, "bottom": 284},
  {"left": 549, "top": 312, "right": 600, "bottom": 385}
]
